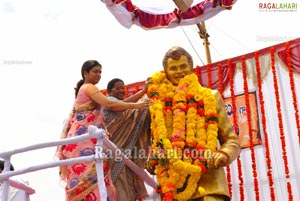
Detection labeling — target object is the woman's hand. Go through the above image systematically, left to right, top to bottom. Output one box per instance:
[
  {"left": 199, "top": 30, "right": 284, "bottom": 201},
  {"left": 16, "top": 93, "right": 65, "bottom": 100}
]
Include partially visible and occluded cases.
[{"left": 135, "top": 99, "right": 150, "bottom": 109}]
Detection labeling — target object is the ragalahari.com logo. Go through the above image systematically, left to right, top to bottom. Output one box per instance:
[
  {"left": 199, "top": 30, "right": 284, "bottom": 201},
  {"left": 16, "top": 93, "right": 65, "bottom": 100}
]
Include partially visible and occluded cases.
[{"left": 258, "top": 2, "right": 298, "bottom": 12}]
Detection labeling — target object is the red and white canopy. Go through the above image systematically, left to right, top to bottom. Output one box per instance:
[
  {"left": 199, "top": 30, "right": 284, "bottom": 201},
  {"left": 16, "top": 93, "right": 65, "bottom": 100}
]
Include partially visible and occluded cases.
[{"left": 101, "top": 0, "right": 235, "bottom": 29}]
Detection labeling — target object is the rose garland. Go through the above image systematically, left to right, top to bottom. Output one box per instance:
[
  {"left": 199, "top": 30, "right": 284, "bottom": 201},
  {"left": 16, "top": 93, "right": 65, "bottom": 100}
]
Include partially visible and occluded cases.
[{"left": 147, "top": 72, "right": 218, "bottom": 201}]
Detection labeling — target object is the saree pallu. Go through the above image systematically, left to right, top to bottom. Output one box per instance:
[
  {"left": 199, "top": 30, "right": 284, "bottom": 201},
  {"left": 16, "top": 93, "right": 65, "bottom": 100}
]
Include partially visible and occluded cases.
[
  {"left": 58, "top": 87, "right": 117, "bottom": 201},
  {"left": 105, "top": 108, "right": 151, "bottom": 201}
]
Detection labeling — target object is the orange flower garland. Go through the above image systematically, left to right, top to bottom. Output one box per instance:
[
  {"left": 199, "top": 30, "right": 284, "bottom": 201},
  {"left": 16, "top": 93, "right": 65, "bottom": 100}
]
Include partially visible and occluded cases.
[
  {"left": 285, "top": 42, "right": 300, "bottom": 145},
  {"left": 270, "top": 47, "right": 293, "bottom": 200},
  {"left": 254, "top": 51, "right": 275, "bottom": 199},
  {"left": 241, "top": 56, "right": 260, "bottom": 200},
  {"left": 228, "top": 59, "right": 244, "bottom": 200},
  {"left": 217, "top": 62, "right": 233, "bottom": 196},
  {"left": 207, "top": 63, "right": 212, "bottom": 87},
  {"left": 147, "top": 72, "right": 218, "bottom": 201}
]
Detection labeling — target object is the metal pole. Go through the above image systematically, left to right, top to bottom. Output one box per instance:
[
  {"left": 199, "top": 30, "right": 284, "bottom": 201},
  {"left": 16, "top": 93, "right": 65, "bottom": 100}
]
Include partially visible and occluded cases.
[{"left": 197, "top": 21, "right": 212, "bottom": 64}]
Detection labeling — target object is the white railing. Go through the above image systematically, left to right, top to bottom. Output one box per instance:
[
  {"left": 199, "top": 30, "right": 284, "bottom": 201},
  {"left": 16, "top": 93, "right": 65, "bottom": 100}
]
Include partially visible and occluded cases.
[{"left": 0, "top": 125, "right": 157, "bottom": 201}]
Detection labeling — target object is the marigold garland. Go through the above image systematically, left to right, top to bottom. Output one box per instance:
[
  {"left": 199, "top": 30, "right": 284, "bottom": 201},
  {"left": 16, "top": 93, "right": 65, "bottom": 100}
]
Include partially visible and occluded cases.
[
  {"left": 285, "top": 42, "right": 300, "bottom": 145},
  {"left": 270, "top": 47, "right": 293, "bottom": 200},
  {"left": 254, "top": 51, "right": 275, "bottom": 199},
  {"left": 241, "top": 56, "right": 260, "bottom": 200},
  {"left": 228, "top": 59, "right": 244, "bottom": 200},
  {"left": 217, "top": 62, "right": 233, "bottom": 196},
  {"left": 207, "top": 63, "right": 212, "bottom": 87},
  {"left": 147, "top": 72, "right": 218, "bottom": 200}
]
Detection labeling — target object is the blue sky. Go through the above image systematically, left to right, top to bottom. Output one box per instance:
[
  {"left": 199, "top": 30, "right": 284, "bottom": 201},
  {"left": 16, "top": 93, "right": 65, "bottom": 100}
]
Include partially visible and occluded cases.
[{"left": 0, "top": 0, "right": 299, "bottom": 200}]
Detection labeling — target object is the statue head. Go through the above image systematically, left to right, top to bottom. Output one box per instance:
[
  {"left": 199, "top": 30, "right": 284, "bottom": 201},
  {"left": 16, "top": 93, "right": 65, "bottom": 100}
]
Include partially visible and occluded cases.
[{"left": 162, "top": 46, "right": 194, "bottom": 85}]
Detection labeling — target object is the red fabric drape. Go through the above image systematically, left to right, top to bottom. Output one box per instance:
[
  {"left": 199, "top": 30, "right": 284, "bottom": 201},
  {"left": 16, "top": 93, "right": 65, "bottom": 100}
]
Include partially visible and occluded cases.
[
  {"left": 110, "top": 0, "right": 234, "bottom": 29},
  {"left": 277, "top": 44, "right": 300, "bottom": 73}
]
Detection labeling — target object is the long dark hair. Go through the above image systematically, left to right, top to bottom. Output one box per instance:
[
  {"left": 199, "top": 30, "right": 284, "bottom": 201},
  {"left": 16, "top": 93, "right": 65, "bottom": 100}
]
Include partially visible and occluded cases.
[{"left": 74, "top": 60, "right": 101, "bottom": 97}]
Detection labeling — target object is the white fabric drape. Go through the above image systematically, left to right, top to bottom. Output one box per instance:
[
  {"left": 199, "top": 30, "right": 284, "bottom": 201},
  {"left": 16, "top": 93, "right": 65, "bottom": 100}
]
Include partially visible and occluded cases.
[{"left": 227, "top": 55, "right": 300, "bottom": 201}]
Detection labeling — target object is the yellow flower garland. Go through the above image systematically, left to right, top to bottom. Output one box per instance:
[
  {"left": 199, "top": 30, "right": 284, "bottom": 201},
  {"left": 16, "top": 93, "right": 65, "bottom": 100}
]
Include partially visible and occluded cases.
[{"left": 147, "top": 72, "right": 218, "bottom": 201}]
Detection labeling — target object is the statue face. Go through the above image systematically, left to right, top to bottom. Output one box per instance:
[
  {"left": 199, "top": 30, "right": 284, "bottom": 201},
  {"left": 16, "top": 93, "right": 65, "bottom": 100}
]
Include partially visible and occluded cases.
[{"left": 165, "top": 55, "right": 193, "bottom": 85}]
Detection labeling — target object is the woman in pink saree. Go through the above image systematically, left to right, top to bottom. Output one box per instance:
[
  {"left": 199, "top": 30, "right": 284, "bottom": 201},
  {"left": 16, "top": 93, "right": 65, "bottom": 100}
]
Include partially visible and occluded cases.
[{"left": 56, "top": 60, "right": 149, "bottom": 201}]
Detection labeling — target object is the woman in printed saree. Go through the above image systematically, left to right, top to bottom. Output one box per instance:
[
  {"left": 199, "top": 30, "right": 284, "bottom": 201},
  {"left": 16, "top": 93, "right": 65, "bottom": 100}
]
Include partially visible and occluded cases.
[
  {"left": 56, "top": 60, "right": 149, "bottom": 201},
  {"left": 103, "top": 78, "right": 151, "bottom": 201}
]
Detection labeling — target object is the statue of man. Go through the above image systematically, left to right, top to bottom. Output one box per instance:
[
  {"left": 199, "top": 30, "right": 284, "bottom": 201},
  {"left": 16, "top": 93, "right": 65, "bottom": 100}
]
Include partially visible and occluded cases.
[{"left": 147, "top": 46, "right": 241, "bottom": 201}]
